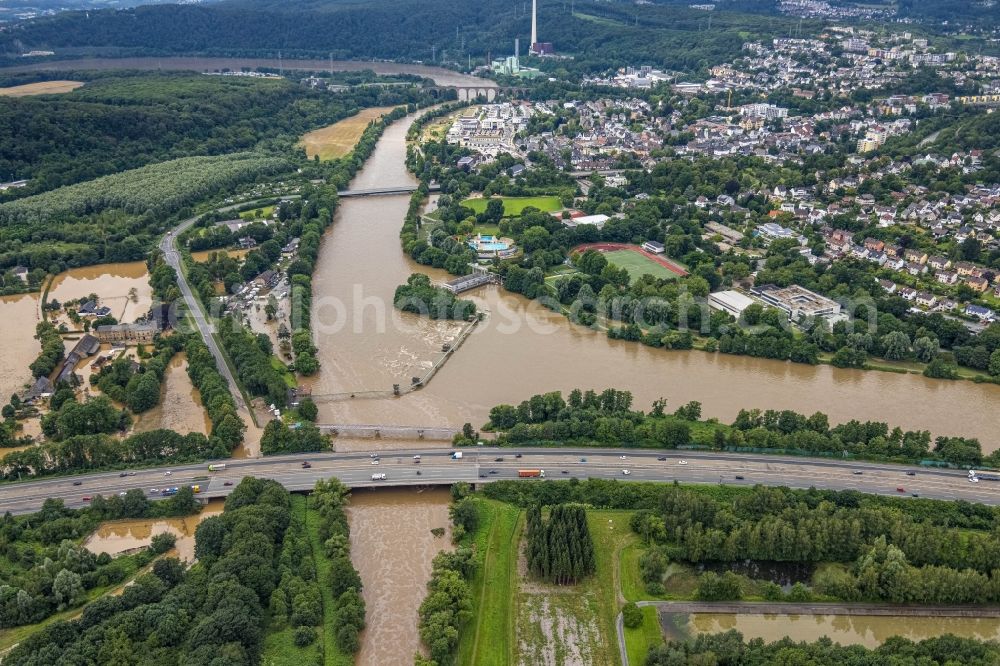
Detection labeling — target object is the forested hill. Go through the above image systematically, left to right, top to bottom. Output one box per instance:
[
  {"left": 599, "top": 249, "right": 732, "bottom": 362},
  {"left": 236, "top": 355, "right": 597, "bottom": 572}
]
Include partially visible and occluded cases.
[
  {"left": 0, "top": 0, "right": 797, "bottom": 76},
  {"left": 0, "top": 72, "right": 422, "bottom": 198}
]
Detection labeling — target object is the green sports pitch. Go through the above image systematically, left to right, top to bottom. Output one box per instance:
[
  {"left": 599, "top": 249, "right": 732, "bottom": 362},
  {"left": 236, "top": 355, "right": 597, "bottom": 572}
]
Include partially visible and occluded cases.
[
  {"left": 460, "top": 196, "right": 562, "bottom": 216},
  {"left": 604, "top": 250, "right": 680, "bottom": 281}
]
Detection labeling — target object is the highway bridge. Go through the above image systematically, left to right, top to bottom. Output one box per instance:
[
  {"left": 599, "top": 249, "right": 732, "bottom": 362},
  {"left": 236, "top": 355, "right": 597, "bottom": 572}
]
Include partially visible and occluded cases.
[
  {"left": 337, "top": 184, "right": 441, "bottom": 198},
  {"left": 317, "top": 424, "right": 460, "bottom": 439},
  {"left": 0, "top": 448, "right": 996, "bottom": 516}
]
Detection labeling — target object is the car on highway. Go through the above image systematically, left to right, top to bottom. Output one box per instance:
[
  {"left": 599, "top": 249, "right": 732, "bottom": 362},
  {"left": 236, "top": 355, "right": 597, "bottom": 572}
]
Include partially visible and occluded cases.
[
  {"left": 370, "top": 453, "right": 379, "bottom": 459},
  {"left": 515, "top": 454, "right": 522, "bottom": 458},
  {"left": 413, "top": 455, "right": 421, "bottom": 461},
  {"left": 620, "top": 455, "right": 627, "bottom": 460},
  {"left": 657, "top": 456, "right": 667, "bottom": 461},
  {"left": 494, "top": 457, "right": 504, "bottom": 462},
  {"left": 579, "top": 458, "right": 587, "bottom": 463},
  {"left": 371, "top": 460, "right": 380, "bottom": 465},
  {"left": 678, "top": 460, "right": 688, "bottom": 466},
  {"left": 301, "top": 462, "right": 312, "bottom": 469},
  {"left": 622, "top": 469, "right": 631, "bottom": 475},
  {"left": 416, "top": 470, "right": 421, "bottom": 476},
  {"left": 489, "top": 470, "right": 498, "bottom": 475},
  {"left": 561, "top": 470, "right": 568, "bottom": 474},
  {"left": 128, "top": 471, "right": 136, "bottom": 476},
  {"left": 164, "top": 471, "right": 172, "bottom": 476},
  {"left": 852, "top": 471, "right": 863, "bottom": 475},
  {"left": 906, "top": 471, "right": 916, "bottom": 476},
  {"left": 119, "top": 472, "right": 128, "bottom": 477},
  {"left": 371, "top": 473, "right": 387, "bottom": 481},
  {"left": 479, "top": 473, "right": 487, "bottom": 478},
  {"left": 735, "top": 475, "right": 745, "bottom": 480},
  {"left": 969, "top": 476, "right": 980, "bottom": 483},
  {"left": 72, "top": 480, "right": 82, "bottom": 486},
  {"left": 224, "top": 481, "right": 233, "bottom": 486},
  {"left": 896, "top": 487, "right": 905, "bottom": 493},
  {"left": 150, "top": 488, "right": 159, "bottom": 493},
  {"left": 118, "top": 491, "right": 126, "bottom": 497},
  {"left": 911, "top": 493, "right": 919, "bottom": 497},
  {"left": 82, "top": 496, "right": 91, "bottom": 502}
]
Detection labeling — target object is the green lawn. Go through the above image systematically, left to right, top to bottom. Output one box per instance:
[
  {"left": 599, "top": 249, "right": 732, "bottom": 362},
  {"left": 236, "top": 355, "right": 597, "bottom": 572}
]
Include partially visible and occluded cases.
[
  {"left": 460, "top": 196, "right": 562, "bottom": 216},
  {"left": 240, "top": 205, "right": 275, "bottom": 221},
  {"left": 604, "top": 250, "right": 679, "bottom": 282},
  {"left": 271, "top": 356, "right": 297, "bottom": 388},
  {"left": 456, "top": 499, "right": 522, "bottom": 666},
  {"left": 589, "top": 510, "right": 641, "bottom": 666},
  {"left": 624, "top": 606, "right": 664, "bottom": 666}
]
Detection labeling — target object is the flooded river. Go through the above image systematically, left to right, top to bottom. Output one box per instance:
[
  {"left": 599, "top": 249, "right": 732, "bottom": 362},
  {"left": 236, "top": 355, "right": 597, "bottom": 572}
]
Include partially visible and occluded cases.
[
  {"left": 308, "top": 112, "right": 1000, "bottom": 448},
  {"left": 134, "top": 353, "right": 211, "bottom": 436},
  {"left": 346, "top": 487, "right": 452, "bottom": 665},
  {"left": 84, "top": 498, "right": 224, "bottom": 562},
  {"left": 686, "top": 612, "right": 1000, "bottom": 648}
]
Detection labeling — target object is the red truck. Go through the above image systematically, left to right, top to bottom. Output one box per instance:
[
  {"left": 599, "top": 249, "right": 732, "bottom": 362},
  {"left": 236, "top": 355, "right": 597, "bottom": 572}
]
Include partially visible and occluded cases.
[{"left": 518, "top": 469, "right": 545, "bottom": 478}]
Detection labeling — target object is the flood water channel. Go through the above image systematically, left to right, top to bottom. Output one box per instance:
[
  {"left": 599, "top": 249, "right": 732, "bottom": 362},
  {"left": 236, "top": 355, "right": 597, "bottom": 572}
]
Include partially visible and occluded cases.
[
  {"left": 345, "top": 487, "right": 452, "bottom": 666},
  {"left": 683, "top": 612, "right": 1000, "bottom": 648}
]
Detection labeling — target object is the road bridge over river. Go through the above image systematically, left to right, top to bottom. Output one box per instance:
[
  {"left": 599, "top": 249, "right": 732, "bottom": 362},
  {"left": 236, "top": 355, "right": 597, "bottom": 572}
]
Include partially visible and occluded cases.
[
  {"left": 337, "top": 184, "right": 440, "bottom": 197},
  {"left": 0, "top": 448, "right": 996, "bottom": 516}
]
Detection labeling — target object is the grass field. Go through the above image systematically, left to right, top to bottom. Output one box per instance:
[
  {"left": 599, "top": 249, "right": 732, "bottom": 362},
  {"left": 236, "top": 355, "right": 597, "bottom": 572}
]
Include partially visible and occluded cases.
[
  {"left": 0, "top": 80, "right": 84, "bottom": 97},
  {"left": 299, "top": 106, "right": 398, "bottom": 160},
  {"left": 460, "top": 196, "right": 563, "bottom": 216},
  {"left": 604, "top": 250, "right": 680, "bottom": 281},
  {"left": 302, "top": 494, "right": 354, "bottom": 666},
  {"left": 456, "top": 499, "right": 522, "bottom": 666},
  {"left": 625, "top": 606, "right": 665, "bottom": 665}
]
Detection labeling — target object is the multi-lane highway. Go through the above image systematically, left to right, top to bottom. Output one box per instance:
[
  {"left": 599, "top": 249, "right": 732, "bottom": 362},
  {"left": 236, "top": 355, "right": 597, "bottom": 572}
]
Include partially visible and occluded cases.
[{"left": 0, "top": 448, "right": 996, "bottom": 515}]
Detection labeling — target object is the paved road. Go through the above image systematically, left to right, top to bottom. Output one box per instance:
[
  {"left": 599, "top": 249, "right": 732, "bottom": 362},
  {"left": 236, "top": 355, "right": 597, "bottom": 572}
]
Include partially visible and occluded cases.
[
  {"left": 159, "top": 205, "right": 249, "bottom": 412},
  {"left": 0, "top": 447, "right": 996, "bottom": 515}
]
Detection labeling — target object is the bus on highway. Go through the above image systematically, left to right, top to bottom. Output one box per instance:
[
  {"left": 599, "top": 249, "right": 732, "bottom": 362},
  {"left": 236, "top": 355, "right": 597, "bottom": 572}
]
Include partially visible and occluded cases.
[
  {"left": 208, "top": 463, "right": 226, "bottom": 472},
  {"left": 518, "top": 470, "right": 545, "bottom": 478}
]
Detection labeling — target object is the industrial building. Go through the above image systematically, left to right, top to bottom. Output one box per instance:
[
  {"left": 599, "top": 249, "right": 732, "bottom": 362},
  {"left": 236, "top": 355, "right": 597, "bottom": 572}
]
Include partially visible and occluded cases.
[
  {"left": 750, "top": 284, "right": 841, "bottom": 321},
  {"left": 708, "top": 290, "right": 755, "bottom": 318}
]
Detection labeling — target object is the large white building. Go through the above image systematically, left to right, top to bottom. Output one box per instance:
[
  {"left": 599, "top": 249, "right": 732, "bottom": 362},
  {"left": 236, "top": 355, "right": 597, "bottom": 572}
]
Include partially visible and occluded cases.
[{"left": 709, "top": 290, "right": 755, "bottom": 317}]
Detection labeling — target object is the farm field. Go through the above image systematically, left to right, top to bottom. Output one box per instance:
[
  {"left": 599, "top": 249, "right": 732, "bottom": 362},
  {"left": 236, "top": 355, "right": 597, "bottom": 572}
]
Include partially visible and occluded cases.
[
  {"left": 0, "top": 80, "right": 84, "bottom": 96},
  {"left": 299, "top": 106, "right": 398, "bottom": 160},
  {"left": 460, "top": 195, "right": 563, "bottom": 216},
  {"left": 604, "top": 249, "right": 681, "bottom": 281}
]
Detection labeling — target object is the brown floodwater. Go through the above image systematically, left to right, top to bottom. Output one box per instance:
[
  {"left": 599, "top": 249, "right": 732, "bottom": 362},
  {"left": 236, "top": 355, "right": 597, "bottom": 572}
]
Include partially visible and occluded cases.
[
  {"left": 307, "top": 112, "right": 1000, "bottom": 448},
  {"left": 47, "top": 261, "right": 152, "bottom": 323},
  {"left": 0, "top": 293, "right": 41, "bottom": 402},
  {"left": 134, "top": 353, "right": 211, "bottom": 436},
  {"left": 346, "top": 487, "right": 453, "bottom": 665},
  {"left": 84, "top": 498, "right": 224, "bottom": 562},
  {"left": 688, "top": 612, "right": 1000, "bottom": 649}
]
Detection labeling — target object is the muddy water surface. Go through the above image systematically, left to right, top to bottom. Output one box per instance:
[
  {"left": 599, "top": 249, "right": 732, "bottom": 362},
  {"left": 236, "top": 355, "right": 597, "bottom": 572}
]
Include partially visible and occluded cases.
[
  {"left": 305, "top": 111, "right": 1000, "bottom": 448},
  {"left": 48, "top": 262, "right": 152, "bottom": 323},
  {"left": 0, "top": 293, "right": 41, "bottom": 402},
  {"left": 134, "top": 353, "right": 211, "bottom": 435},
  {"left": 346, "top": 487, "right": 452, "bottom": 665},
  {"left": 84, "top": 499, "right": 225, "bottom": 562},
  {"left": 688, "top": 612, "right": 1000, "bottom": 648}
]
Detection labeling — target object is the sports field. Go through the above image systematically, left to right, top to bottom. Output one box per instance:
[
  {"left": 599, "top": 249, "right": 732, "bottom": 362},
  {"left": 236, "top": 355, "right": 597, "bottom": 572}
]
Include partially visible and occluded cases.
[
  {"left": 0, "top": 80, "right": 84, "bottom": 97},
  {"left": 299, "top": 106, "right": 398, "bottom": 160},
  {"left": 461, "top": 196, "right": 562, "bottom": 216},
  {"left": 574, "top": 243, "right": 688, "bottom": 280},
  {"left": 605, "top": 250, "right": 680, "bottom": 281}
]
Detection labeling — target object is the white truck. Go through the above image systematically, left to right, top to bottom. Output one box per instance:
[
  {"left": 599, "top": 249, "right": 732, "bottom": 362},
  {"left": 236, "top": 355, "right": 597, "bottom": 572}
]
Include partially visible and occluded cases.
[
  {"left": 451, "top": 451, "right": 463, "bottom": 459},
  {"left": 371, "top": 473, "right": 387, "bottom": 481}
]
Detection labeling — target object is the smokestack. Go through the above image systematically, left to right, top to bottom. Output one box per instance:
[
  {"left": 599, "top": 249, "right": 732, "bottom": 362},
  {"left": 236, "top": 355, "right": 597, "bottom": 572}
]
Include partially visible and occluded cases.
[
  {"left": 531, "top": 0, "right": 538, "bottom": 48},
  {"left": 515, "top": 38, "right": 520, "bottom": 58}
]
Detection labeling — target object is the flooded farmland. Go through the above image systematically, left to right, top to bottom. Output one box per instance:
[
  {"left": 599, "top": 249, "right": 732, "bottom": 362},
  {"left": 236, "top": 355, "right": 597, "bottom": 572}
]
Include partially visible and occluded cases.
[
  {"left": 47, "top": 261, "right": 152, "bottom": 324},
  {"left": 0, "top": 293, "right": 41, "bottom": 402},
  {"left": 133, "top": 353, "right": 211, "bottom": 436},
  {"left": 346, "top": 487, "right": 452, "bottom": 665},
  {"left": 84, "top": 499, "right": 225, "bottom": 562},
  {"left": 686, "top": 612, "right": 1000, "bottom": 648}
]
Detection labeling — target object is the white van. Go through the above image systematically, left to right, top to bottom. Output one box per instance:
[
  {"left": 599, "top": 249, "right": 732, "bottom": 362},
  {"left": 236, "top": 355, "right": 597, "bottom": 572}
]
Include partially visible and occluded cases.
[{"left": 371, "top": 473, "right": 387, "bottom": 481}]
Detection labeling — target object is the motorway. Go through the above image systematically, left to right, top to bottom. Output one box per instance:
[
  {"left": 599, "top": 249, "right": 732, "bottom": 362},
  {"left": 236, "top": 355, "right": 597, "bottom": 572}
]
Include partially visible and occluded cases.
[{"left": 1, "top": 447, "right": 998, "bottom": 515}]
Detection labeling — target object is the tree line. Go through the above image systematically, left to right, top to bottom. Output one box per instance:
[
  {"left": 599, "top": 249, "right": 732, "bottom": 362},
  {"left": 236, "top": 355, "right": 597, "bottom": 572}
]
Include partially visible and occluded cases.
[
  {"left": 394, "top": 273, "right": 477, "bottom": 320},
  {"left": 484, "top": 388, "right": 997, "bottom": 467},
  {"left": 525, "top": 504, "right": 596, "bottom": 585}
]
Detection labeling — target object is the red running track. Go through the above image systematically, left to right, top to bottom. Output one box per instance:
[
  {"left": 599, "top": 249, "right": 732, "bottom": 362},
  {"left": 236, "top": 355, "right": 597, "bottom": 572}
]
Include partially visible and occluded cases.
[{"left": 572, "top": 243, "right": 688, "bottom": 276}]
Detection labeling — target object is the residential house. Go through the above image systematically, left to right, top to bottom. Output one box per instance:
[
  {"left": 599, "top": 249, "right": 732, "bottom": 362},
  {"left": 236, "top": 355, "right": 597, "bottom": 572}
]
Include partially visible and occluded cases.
[
  {"left": 903, "top": 249, "right": 928, "bottom": 264},
  {"left": 928, "top": 256, "right": 951, "bottom": 271},
  {"left": 936, "top": 271, "right": 958, "bottom": 285},
  {"left": 966, "top": 276, "right": 989, "bottom": 292},
  {"left": 915, "top": 291, "right": 937, "bottom": 308},
  {"left": 965, "top": 304, "right": 995, "bottom": 322}
]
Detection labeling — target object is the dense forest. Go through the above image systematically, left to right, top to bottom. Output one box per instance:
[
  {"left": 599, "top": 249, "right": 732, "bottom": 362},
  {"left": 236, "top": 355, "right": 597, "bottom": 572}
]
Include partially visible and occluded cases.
[
  {"left": 0, "top": 0, "right": 807, "bottom": 77},
  {"left": 0, "top": 73, "right": 427, "bottom": 198},
  {"left": 4, "top": 477, "right": 292, "bottom": 665},
  {"left": 525, "top": 503, "right": 596, "bottom": 585}
]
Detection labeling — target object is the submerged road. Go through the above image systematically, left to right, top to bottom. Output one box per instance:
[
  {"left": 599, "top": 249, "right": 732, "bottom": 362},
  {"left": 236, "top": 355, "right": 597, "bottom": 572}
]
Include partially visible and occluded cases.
[{"left": 0, "top": 447, "right": 995, "bottom": 515}]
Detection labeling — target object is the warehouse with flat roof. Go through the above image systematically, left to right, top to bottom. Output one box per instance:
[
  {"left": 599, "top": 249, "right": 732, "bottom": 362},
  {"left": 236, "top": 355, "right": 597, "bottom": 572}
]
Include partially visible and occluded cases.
[
  {"left": 750, "top": 284, "right": 841, "bottom": 320},
  {"left": 708, "top": 290, "right": 755, "bottom": 318}
]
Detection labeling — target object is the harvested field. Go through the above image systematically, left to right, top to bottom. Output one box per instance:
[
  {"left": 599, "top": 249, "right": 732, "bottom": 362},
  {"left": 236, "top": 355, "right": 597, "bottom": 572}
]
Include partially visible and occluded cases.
[
  {"left": 0, "top": 80, "right": 83, "bottom": 96},
  {"left": 299, "top": 106, "right": 398, "bottom": 160}
]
